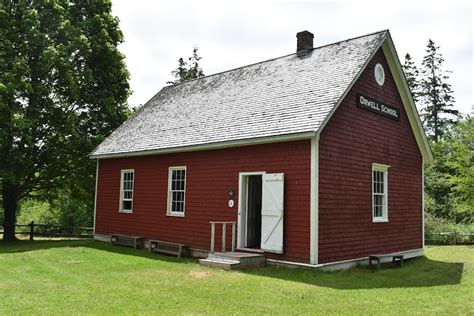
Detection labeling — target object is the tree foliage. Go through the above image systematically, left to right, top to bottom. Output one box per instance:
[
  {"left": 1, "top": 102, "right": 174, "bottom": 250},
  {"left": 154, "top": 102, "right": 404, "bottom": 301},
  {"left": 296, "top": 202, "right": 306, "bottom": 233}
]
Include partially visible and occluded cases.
[
  {"left": 0, "top": 0, "right": 131, "bottom": 240},
  {"left": 404, "top": 40, "right": 471, "bottom": 224},
  {"left": 418, "top": 40, "right": 458, "bottom": 142},
  {"left": 167, "top": 47, "right": 205, "bottom": 84},
  {"left": 402, "top": 53, "right": 420, "bottom": 104},
  {"left": 425, "top": 116, "right": 473, "bottom": 223}
]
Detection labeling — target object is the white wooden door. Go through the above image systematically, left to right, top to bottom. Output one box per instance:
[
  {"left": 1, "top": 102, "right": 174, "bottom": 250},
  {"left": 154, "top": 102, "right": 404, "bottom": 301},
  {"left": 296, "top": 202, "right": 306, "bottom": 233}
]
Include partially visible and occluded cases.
[{"left": 260, "top": 173, "right": 284, "bottom": 253}]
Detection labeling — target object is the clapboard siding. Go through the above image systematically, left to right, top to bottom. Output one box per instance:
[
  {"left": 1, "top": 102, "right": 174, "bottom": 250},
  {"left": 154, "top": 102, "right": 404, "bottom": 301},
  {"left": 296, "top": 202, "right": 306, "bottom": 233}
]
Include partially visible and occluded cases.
[
  {"left": 318, "top": 48, "right": 423, "bottom": 264},
  {"left": 96, "top": 140, "right": 311, "bottom": 263}
]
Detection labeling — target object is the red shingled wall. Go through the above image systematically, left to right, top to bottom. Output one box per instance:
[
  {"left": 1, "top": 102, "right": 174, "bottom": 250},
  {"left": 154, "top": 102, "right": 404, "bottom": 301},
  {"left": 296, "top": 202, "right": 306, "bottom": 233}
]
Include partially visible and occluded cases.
[
  {"left": 318, "top": 48, "right": 423, "bottom": 264},
  {"left": 95, "top": 140, "right": 311, "bottom": 263}
]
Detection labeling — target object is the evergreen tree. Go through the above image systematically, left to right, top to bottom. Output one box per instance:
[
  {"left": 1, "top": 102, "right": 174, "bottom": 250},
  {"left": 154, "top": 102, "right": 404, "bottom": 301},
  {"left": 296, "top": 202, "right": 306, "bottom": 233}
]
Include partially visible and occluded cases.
[
  {"left": 0, "top": 0, "right": 130, "bottom": 240},
  {"left": 418, "top": 39, "right": 458, "bottom": 142},
  {"left": 167, "top": 47, "right": 205, "bottom": 84},
  {"left": 402, "top": 53, "right": 420, "bottom": 104}
]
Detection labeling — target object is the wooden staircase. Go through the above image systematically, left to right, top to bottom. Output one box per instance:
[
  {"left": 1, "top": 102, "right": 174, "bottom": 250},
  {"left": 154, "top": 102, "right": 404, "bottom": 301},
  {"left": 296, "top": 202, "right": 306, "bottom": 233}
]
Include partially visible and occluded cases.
[
  {"left": 199, "top": 221, "right": 265, "bottom": 270},
  {"left": 199, "top": 252, "right": 265, "bottom": 270}
]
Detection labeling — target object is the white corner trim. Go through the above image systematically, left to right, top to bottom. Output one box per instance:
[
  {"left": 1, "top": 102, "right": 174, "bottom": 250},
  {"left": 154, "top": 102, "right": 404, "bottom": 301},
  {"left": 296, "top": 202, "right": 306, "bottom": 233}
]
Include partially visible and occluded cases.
[
  {"left": 381, "top": 37, "right": 433, "bottom": 163},
  {"left": 310, "top": 136, "right": 319, "bottom": 265},
  {"left": 93, "top": 160, "right": 99, "bottom": 235},
  {"left": 422, "top": 162, "right": 425, "bottom": 248}
]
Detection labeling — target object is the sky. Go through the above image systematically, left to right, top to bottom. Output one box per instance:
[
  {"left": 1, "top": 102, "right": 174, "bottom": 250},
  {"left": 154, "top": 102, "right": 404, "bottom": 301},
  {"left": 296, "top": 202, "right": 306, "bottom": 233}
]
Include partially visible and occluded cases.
[{"left": 112, "top": 0, "right": 473, "bottom": 114}]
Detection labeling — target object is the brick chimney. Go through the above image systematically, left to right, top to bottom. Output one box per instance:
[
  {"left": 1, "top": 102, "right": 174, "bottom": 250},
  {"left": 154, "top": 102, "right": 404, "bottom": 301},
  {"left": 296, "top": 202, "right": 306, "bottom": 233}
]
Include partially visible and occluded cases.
[{"left": 296, "top": 30, "right": 314, "bottom": 53}]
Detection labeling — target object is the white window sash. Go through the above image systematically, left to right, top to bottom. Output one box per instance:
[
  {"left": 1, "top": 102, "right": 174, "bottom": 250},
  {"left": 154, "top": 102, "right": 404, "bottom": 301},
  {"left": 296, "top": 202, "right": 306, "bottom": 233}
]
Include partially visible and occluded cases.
[
  {"left": 372, "top": 164, "right": 389, "bottom": 222},
  {"left": 167, "top": 166, "right": 187, "bottom": 217},
  {"left": 119, "top": 169, "right": 134, "bottom": 213}
]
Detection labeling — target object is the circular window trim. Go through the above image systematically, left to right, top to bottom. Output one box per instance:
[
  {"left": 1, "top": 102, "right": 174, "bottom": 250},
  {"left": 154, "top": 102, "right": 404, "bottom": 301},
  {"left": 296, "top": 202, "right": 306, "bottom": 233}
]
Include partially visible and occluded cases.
[{"left": 374, "top": 63, "right": 385, "bottom": 86}]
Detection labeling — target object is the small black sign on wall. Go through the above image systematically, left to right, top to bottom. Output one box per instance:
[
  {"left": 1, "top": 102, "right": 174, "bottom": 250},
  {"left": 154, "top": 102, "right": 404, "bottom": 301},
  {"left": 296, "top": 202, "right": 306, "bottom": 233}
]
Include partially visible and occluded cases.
[{"left": 356, "top": 94, "right": 400, "bottom": 121}]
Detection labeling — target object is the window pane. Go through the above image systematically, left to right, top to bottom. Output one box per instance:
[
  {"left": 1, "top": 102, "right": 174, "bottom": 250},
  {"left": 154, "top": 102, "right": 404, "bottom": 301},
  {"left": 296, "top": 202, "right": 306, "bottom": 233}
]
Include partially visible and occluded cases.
[{"left": 123, "top": 200, "right": 132, "bottom": 211}]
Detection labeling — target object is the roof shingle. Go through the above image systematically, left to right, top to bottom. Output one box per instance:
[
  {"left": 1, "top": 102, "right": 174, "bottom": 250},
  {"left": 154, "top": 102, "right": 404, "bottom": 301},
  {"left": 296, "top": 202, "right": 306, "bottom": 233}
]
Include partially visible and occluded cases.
[{"left": 90, "top": 30, "right": 387, "bottom": 158}]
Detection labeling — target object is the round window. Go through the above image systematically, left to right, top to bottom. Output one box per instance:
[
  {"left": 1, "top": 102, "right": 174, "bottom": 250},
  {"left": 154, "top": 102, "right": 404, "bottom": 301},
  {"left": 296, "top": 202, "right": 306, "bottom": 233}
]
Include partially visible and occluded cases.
[{"left": 374, "top": 63, "right": 385, "bottom": 86}]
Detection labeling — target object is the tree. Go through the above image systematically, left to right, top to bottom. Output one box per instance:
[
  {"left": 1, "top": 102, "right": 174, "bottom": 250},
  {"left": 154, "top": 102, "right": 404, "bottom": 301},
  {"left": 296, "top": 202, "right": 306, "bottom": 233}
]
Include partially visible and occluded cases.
[
  {"left": 0, "top": 0, "right": 130, "bottom": 241},
  {"left": 418, "top": 39, "right": 458, "bottom": 142},
  {"left": 167, "top": 47, "right": 205, "bottom": 84},
  {"left": 402, "top": 53, "right": 420, "bottom": 104},
  {"left": 425, "top": 116, "right": 473, "bottom": 224},
  {"left": 444, "top": 116, "right": 474, "bottom": 222}
]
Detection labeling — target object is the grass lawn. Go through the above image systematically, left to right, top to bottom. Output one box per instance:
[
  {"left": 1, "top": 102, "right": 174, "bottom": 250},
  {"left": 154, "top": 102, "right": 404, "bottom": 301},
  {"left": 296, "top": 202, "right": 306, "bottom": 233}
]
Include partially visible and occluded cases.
[{"left": 0, "top": 240, "right": 472, "bottom": 315}]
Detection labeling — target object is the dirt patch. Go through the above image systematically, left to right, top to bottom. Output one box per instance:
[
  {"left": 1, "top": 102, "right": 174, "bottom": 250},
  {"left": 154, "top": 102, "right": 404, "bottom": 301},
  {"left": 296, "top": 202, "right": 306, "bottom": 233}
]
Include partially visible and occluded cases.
[
  {"left": 62, "top": 259, "right": 81, "bottom": 265},
  {"left": 189, "top": 270, "right": 213, "bottom": 279},
  {"left": 0, "top": 282, "right": 20, "bottom": 289}
]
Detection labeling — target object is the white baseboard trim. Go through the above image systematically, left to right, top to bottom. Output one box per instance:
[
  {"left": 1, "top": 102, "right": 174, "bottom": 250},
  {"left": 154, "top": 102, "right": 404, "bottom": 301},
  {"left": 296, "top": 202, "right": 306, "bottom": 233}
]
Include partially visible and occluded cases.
[
  {"left": 93, "top": 234, "right": 110, "bottom": 242},
  {"left": 93, "top": 234, "right": 209, "bottom": 258},
  {"left": 93, "top": 234, "right": 424, "bottom": 271},
  {"left": 267, "top": 248, "right": 425, "bottom": 271}
]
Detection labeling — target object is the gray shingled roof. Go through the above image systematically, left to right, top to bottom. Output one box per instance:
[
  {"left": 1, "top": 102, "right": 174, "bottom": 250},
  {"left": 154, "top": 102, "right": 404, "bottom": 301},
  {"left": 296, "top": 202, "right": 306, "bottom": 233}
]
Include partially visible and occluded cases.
[{"left": 91, "top": 31, "right": 387, "bottom": 158}]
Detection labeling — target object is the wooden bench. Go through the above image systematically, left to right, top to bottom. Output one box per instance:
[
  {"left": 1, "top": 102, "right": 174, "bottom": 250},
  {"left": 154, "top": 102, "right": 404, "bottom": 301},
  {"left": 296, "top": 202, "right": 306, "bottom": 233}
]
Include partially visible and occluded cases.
[
  {"left": 110, "top": 234, "right": 144, "bottom": 249},
  {"left": 148, "top": 240, "right": 187, "bottom": 258},
  {"left": 369, "top": 253, "right": 404, "bottom": 270}
]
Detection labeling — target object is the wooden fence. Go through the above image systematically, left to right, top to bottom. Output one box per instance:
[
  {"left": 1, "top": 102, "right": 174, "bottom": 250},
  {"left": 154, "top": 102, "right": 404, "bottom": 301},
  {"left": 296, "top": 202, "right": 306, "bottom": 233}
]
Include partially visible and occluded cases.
[
  {"left": 0, "top": 221, "right": 93, "bottom": 240},
  {"left": 425, "top": 232, "right": 474, "bottom": 245}
]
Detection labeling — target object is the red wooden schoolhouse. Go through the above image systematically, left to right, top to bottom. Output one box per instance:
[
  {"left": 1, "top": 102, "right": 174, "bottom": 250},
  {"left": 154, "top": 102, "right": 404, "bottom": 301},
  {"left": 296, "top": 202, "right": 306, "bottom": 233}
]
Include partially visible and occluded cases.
[{"left": 90, "top": 30, "right": 432, "bottom": 270}]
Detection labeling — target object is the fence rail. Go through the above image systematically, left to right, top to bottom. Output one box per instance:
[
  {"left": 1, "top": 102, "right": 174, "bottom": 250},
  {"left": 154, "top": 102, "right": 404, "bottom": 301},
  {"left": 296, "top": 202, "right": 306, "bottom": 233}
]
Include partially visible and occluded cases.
[
  {"left": 0, "top": 221, "right": 93, "bottom": 240},
  {"left": 425, "top": 232, "right": 474, "bottom": 245}
]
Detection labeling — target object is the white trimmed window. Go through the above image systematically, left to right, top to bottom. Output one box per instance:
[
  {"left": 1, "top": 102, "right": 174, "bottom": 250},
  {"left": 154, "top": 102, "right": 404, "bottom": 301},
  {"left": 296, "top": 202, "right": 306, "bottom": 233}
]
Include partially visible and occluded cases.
[
  {"left": 372, "top": 163, "right": 389, "bottom": 222},
  {"left": 167, "top": 166, "right": 186, "bottom": 216},
  {"left": 119, "top": 169, "right": 134, "bottom": 213}
]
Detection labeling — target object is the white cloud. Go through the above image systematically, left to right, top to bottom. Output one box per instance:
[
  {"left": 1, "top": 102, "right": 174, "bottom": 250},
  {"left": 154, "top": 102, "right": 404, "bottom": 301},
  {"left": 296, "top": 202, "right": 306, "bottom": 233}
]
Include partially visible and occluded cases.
[{"left": 113, "top": 0, "right": 473, "bottom": 113}]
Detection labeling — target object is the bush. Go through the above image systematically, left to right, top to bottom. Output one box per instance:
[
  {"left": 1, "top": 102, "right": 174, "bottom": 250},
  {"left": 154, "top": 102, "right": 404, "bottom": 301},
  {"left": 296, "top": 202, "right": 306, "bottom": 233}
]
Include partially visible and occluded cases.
[
  {"left": 17, "top": 199, "right": 58, "bottom": 225},
  {"left": 425, "top": 213, "right": 474, "bottom": 234}
]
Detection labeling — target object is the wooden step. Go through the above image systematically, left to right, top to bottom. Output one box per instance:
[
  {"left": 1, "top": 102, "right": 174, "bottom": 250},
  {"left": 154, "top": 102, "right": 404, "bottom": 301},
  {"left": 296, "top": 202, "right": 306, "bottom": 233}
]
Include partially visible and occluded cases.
[
  {"left": 200, "top": 252, "right": 265, "bottom": 270},
  {"left": 199, "top": 258, "right": 240, "bottom": 270}
]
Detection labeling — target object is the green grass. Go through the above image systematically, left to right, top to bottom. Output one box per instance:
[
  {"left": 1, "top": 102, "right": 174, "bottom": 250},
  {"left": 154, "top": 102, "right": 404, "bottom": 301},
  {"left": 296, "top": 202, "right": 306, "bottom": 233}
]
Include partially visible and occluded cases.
[{"left": 0, "top": 240, "right": 472, "bottom": 315}]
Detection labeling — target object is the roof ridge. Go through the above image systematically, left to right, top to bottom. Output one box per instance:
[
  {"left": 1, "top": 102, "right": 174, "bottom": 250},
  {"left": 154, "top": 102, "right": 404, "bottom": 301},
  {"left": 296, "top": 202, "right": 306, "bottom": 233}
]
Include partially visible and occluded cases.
[{"left": 163, "top": 29, "right": 389, "bottom": 89}]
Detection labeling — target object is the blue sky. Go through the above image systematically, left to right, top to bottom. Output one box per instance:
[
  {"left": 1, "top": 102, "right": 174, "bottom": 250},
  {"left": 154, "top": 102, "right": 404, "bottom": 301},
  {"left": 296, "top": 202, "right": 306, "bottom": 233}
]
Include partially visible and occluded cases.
[{"left": 112, "top": 0, "right": 473, "bottom": 114}]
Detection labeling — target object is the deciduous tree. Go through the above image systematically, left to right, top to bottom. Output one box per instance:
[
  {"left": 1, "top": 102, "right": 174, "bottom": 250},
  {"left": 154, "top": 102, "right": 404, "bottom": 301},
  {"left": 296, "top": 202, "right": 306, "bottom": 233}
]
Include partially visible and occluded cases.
[{"left": 0, "top": 0, "right": 130, "bottom": 240}]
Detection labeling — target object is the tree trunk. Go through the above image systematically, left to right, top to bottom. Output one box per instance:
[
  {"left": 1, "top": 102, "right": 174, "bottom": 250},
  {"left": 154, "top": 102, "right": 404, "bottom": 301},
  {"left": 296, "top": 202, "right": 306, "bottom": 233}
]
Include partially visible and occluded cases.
[{"left": 2, "top": 184, "right": 18, "bottom": 241}]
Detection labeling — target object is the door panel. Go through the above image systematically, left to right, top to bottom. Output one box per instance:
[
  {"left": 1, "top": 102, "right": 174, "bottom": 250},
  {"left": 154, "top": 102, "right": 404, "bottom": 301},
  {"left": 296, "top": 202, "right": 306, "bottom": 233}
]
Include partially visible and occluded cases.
[{"left": 261, "top": 173, "right": 284, "bottom": 253}]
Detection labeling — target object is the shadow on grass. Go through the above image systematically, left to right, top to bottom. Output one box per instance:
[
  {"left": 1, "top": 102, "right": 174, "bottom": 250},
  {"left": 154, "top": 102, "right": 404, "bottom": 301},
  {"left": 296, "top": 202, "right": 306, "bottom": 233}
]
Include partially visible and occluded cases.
[
  {"left": 0, "top": 239, "right": 196, "bottom": 265},
  {"left": 0, "top": 240, "right": 464, "bottom": 289},
  {"left": 243, "top": 256, "right": 464, "bottom": 289}
]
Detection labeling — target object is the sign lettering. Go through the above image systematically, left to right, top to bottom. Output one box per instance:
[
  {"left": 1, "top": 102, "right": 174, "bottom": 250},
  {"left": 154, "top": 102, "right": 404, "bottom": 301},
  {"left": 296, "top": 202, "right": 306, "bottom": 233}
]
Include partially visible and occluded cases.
[{"left": 356, "top": 94, "right": 400, "bottom": 121}]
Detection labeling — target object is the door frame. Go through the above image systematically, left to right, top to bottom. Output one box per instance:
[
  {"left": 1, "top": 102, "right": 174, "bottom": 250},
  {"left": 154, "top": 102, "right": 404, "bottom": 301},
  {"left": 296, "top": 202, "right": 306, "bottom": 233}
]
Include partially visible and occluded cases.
[{"left": 237, "top": 171, "right": 266, "bottom": 249}]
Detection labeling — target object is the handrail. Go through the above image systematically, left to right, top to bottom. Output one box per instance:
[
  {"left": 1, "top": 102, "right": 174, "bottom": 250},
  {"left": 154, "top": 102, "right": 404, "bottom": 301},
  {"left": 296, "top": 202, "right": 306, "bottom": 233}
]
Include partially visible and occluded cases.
[{"left": 209, "top": 221, "right": 236, "bottom": 253}]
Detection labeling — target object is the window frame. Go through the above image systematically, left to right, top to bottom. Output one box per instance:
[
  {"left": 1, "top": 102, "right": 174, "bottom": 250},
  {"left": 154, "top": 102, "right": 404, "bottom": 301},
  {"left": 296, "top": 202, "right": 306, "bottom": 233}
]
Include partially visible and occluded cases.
[
  {"left": 372, "top": 163, "right": 389, "bottom": 223},
  {"left": 166, "top": 166, "right": 187, "bottom": 217},
  {"left": 119, "top": 169, "right": 134, "bottom": 214}
]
